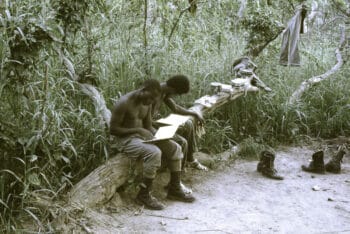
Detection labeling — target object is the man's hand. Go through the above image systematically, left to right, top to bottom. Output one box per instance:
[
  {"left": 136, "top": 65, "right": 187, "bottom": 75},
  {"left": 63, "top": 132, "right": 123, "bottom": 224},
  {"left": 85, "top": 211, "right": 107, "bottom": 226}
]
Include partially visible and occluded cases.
[
  {"left": 193, "top": 111, "right": 204, "bottom": 125},
  {"left": 137, "top": 128, "right": 154, "bottom": 140}
]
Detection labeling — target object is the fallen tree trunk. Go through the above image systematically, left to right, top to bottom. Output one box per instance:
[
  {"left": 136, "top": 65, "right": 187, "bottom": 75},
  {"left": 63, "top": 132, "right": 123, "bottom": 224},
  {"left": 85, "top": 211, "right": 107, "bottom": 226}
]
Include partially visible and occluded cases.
[
  {"left": 288, "top": 26, "right": 347, "bottom": 105},
  {"left": 67, "top": 58, "right": 269, "bottom": 208},
  {"left": 68, "top": 153, "right": 130, "bottom": 207}
]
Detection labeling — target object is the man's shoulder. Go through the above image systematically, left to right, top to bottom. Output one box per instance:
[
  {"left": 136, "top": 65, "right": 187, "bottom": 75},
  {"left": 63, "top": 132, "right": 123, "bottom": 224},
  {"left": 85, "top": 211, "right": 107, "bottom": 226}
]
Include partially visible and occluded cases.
[
  {"left": 116, "top": 92, "right": 136, "bottom": 105},
  {"left": 112, "top": 96, "right": 133, "bottom": 114}
]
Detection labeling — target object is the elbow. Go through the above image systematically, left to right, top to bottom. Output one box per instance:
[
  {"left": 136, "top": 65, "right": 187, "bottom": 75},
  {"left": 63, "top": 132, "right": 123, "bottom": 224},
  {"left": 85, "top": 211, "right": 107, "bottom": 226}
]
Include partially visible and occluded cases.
[
  {"left": 173, "top": 107, "right": 181, "bottom": 114},
  {"left": 110, "top": 127, "right": 119, "bottom": 136}
]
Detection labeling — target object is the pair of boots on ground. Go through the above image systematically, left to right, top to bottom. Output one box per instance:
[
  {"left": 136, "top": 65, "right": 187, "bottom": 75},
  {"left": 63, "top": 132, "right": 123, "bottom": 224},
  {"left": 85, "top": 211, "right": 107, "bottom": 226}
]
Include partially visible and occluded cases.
[
  {"left": 257, "top": 147, "right": 346, "bottom": 179},
  {"left": 302, "top": 147, "right": 346, "bottom": 174},
  {"left": 137, "top": 171, "right": 194, "bottom": 210}
]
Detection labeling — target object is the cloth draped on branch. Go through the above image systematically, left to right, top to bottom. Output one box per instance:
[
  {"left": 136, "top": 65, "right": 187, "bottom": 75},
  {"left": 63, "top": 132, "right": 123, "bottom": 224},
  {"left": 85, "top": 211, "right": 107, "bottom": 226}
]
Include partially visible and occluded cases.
[{"left": 279, "top": 5, "right": 307, "bottom": 66}]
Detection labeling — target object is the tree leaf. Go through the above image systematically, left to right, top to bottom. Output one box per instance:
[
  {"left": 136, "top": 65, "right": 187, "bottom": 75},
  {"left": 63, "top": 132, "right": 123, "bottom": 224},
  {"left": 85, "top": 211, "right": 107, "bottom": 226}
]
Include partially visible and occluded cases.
[
  {"left": 29, "top": 155, "right": 38, "bottom": 162},
  {"left": 61, "top": 155, "right": 70, "bottom": 164},
  {"left": 28, "top": 173, "right": 41, "bottom": 186}
]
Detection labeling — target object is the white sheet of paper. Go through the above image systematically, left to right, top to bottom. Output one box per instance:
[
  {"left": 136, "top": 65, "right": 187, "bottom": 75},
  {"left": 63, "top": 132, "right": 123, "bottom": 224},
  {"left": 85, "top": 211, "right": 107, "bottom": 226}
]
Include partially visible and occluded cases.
[
  {"left": 156, "top": 114, "right": 190, "bottom": 126},
  {"left": 143, "top": 125, "right": 178, "bottom": 143}
]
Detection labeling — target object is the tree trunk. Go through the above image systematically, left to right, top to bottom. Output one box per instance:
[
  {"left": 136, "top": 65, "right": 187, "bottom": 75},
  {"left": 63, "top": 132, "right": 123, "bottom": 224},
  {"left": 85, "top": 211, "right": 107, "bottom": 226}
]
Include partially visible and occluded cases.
[{"left": 69, "top": 153, "right": 130, "bottom": 207}]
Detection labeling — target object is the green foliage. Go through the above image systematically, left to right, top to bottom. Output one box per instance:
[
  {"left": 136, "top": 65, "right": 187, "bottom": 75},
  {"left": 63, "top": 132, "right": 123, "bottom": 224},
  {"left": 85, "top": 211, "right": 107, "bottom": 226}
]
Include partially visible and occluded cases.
[
  {"left": 0, "top": 0, "right": 349, "bottom": 231},
  {"left": 51, "top": 0, "right": 105, "bottom": 34},
  {"left": 330, "top": 0, "right": 349, "bottom": 15},
  {"left": 0, "top": 1, "right": 56, "bottom": 86},
  {"left": 241, "top": 3, "right": 285, "bottom": 56},
  {"left": 199, "top": 118, "right": 236, "bottom": 153},
  {"left": 237, "top": 136, "right": 267, "bottom": 159}
]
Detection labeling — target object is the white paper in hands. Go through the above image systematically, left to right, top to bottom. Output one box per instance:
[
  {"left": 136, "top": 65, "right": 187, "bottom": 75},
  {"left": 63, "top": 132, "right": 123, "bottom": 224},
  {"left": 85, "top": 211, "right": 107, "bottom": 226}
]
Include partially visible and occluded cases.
[
  {"left": 156, "top": 114, "right": 191, "bottom": 126},
  {"left": 143, "top": 125, "right": 178, "bottom": 143}
]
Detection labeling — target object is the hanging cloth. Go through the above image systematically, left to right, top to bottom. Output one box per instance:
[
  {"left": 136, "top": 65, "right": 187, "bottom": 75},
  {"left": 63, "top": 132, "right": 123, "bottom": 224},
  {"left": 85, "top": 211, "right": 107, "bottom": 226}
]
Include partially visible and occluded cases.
[{"left": 279, "top": 5, "right": 307, "bottom": 66}]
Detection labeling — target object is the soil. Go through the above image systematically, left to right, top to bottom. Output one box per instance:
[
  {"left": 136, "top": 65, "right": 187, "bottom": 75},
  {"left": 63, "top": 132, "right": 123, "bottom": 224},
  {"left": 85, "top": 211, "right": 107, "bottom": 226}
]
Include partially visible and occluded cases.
[{"left": 82, "top": 146, "right": 350, "bottom": 233}]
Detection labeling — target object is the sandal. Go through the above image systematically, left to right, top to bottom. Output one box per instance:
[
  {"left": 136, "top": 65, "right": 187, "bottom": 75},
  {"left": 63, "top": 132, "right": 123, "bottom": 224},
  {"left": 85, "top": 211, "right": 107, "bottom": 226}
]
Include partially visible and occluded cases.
[{"left": 189, "top": 159, "right": 208, "bottom": 171}]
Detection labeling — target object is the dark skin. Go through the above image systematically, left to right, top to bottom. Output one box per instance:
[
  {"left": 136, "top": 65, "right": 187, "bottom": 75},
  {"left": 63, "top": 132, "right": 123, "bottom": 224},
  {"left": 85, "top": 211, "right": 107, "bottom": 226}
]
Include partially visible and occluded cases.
[
  {"left": 155, "top": 82, "right": 204, "bottom": 124},
  {"left": 152, "top": 83, "right": 204, "bottom": 124},
  {"left": 110, "top": 88, "right": 160, "bottom": 139}
]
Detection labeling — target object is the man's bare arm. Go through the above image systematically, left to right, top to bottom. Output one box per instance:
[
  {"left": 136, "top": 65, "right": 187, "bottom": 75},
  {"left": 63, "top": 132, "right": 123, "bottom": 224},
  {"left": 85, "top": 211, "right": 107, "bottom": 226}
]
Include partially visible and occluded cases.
[
  {"left": 164, "top": 97, "right": 204, "bottom": 123},
  {"left": 110, "top": 102, "right": 148, "bottom": 137},
  {"left": 143, "top": 107, "right": 156, "bottom": 134}
]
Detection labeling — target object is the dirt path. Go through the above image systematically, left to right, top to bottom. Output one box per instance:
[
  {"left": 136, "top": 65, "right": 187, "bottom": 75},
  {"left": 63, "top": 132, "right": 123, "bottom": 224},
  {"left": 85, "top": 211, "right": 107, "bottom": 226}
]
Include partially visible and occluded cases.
[{"left": 88, "top": 146, "right": 350, "bottom": 233}]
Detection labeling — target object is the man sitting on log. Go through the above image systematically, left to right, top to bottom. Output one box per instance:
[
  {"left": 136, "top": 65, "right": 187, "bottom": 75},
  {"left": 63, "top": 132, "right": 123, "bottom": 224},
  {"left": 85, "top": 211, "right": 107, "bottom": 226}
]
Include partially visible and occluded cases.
[
  {"left": 153, "top": 75, "right": 208, "bottom": 171},
  {"left": 110, "top": 79, "right": 195, "bottom": 210}
]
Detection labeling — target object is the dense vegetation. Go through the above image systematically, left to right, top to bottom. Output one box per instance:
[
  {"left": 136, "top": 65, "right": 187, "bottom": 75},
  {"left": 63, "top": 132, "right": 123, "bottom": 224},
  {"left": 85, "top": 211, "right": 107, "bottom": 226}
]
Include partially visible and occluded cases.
[{"left": 0, "top": 0, "right": 349, "bottom": 231}]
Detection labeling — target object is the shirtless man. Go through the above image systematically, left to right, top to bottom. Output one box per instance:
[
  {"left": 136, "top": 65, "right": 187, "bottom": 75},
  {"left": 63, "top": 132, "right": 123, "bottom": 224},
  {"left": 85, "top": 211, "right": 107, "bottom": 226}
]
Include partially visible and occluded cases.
[
  {"left": 153, "top": 75, "right": 208, "bottom": 171},
  {"left": 110, "top": 79, "right": 195, "bottom": 210}
]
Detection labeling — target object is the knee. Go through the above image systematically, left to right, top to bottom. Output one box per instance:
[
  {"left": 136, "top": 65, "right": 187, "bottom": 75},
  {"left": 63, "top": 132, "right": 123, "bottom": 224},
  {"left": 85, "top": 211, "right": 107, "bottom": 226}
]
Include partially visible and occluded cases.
[
  {"left": 185, "top": 119, "right": 195, "bottom": 129},
  {"left": 177, "top": 136, "right": 188, "bottom": 149},
  {"left": 182, "top": 139, "right": 188, "bottom": 151},
  {"left": 172, "top": 142, "right": 183, "bottom": 160},
  {"left": 143, "top": 147, "right": 162, "bottom": 178},
  {"left": 145, "top": 147, "right": 162, "bottom": 166}
]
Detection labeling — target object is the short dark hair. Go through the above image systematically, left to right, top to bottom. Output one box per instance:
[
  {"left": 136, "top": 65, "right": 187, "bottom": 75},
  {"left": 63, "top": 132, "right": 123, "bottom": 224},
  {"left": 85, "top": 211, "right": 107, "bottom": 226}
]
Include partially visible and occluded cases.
[
  {"left": 166, "top": 75, "right": 190, "bottom": 94},
  {"left": 143, "top": 79, "right": 161, "bottom": 92}
]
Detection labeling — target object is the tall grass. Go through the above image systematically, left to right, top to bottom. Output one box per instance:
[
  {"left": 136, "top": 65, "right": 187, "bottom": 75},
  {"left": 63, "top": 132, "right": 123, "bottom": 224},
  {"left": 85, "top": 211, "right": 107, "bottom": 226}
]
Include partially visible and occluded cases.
[{"left": 0, "top": 0, "right": 349, "bottom": 231}]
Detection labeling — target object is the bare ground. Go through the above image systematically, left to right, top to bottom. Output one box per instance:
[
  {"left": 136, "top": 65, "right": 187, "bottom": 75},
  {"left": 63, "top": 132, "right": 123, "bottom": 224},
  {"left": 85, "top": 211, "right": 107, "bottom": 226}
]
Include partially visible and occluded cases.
[{"left": 83, "top": 146, "right": 350, "bottom": 234}]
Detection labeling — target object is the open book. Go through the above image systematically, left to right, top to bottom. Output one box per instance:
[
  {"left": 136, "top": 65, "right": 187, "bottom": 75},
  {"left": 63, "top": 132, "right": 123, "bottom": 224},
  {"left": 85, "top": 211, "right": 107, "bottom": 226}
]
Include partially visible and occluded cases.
[
  {"left": 143, "top": 114, "right": 191, "bottom": 143},
  {"left": 155, "top": 114, "right": 190, "bottom": 126},
  {"left": 143, "top": 125, "right": 179, "bottom": 143}
]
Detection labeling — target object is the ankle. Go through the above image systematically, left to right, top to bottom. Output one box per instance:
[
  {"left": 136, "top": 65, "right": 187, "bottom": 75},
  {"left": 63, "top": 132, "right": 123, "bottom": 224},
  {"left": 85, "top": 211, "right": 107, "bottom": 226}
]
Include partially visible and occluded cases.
[{"left": 169, "top": 171, "right": 181, "bottom": 185}]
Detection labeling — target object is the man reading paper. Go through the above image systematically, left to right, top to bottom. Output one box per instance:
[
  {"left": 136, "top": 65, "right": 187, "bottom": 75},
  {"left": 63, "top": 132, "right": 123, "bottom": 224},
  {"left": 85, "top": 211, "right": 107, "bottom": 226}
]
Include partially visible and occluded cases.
[
  {"left": 152, "top": 75, "right": 208, "bottom": 171},
  {"left": 110, "top": 79, "right": 195, "bottom": 210}
]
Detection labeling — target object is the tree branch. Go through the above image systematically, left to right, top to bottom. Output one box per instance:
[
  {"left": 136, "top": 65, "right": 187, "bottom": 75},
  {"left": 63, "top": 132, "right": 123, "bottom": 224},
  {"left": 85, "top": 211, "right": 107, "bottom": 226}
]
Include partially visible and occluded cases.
[
  {"left": 143, "top": 0, "right": 148, "bottom": 48},
  {"left": 237, "top": 0, "right": 247, "bottom": 19},
  {"left": 168, "top": 6, "right": 191, "bottom": 41},
  {"left": 288, "top": 26, "right": 347, "bottom": 105},
  {"left": 246, "top": 27, "right": 284, "bottom": 58}
]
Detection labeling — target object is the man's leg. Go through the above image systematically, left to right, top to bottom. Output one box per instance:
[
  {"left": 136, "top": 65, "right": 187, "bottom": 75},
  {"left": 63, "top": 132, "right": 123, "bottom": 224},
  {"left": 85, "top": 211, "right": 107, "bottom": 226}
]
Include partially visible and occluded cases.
[
  {"left": 177, "top": 119, "right": 208, "bottom": 171},
  {"left": 173, "top": 133, "right": 188, "bottom": 170},
  {"left": 164, "top": 134, "right": 192, "bottom": 194},
  {"left": 120, "top": 137, "right": 165, "bottom": 210},
  {"left": 155, "top": 140, "right": 195, "bottom": 202}
]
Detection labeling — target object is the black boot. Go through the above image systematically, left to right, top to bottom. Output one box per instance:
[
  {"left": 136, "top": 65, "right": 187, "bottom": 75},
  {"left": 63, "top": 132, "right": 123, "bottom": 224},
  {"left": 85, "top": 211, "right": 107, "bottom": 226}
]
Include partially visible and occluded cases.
[
  {"left": 325, "top": 148, "right": 346, "bottom": 173},
  {"left": 257, "top": 151, "right": 269, "bottom": 172},
  {"left": 258, "top": 151, "right": 284, "bottom": 180},
  {"left": 301, "top": 151, "right": 325, "bottom": 174},
  {"left": 167, "top": 172, "right": 195, "bottom": 202},
  {"left": 136, "top": 178, "right": 165, "bottom": 210},
  {"left": 164, "top": 182, "right": 192, "bottom": 194}
]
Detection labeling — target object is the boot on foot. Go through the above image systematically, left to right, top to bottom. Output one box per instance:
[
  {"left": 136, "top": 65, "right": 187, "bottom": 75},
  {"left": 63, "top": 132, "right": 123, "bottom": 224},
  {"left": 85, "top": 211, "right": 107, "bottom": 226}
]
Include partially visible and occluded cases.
[
  {"left": 167, "top": 171, "right": 195, "bottom": 202},
  {"left": 136, "top": 178, "right": 165, "bottom": 210},
  {"left": 164, "top": 182, "right": 192, "bottom": 194}
]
